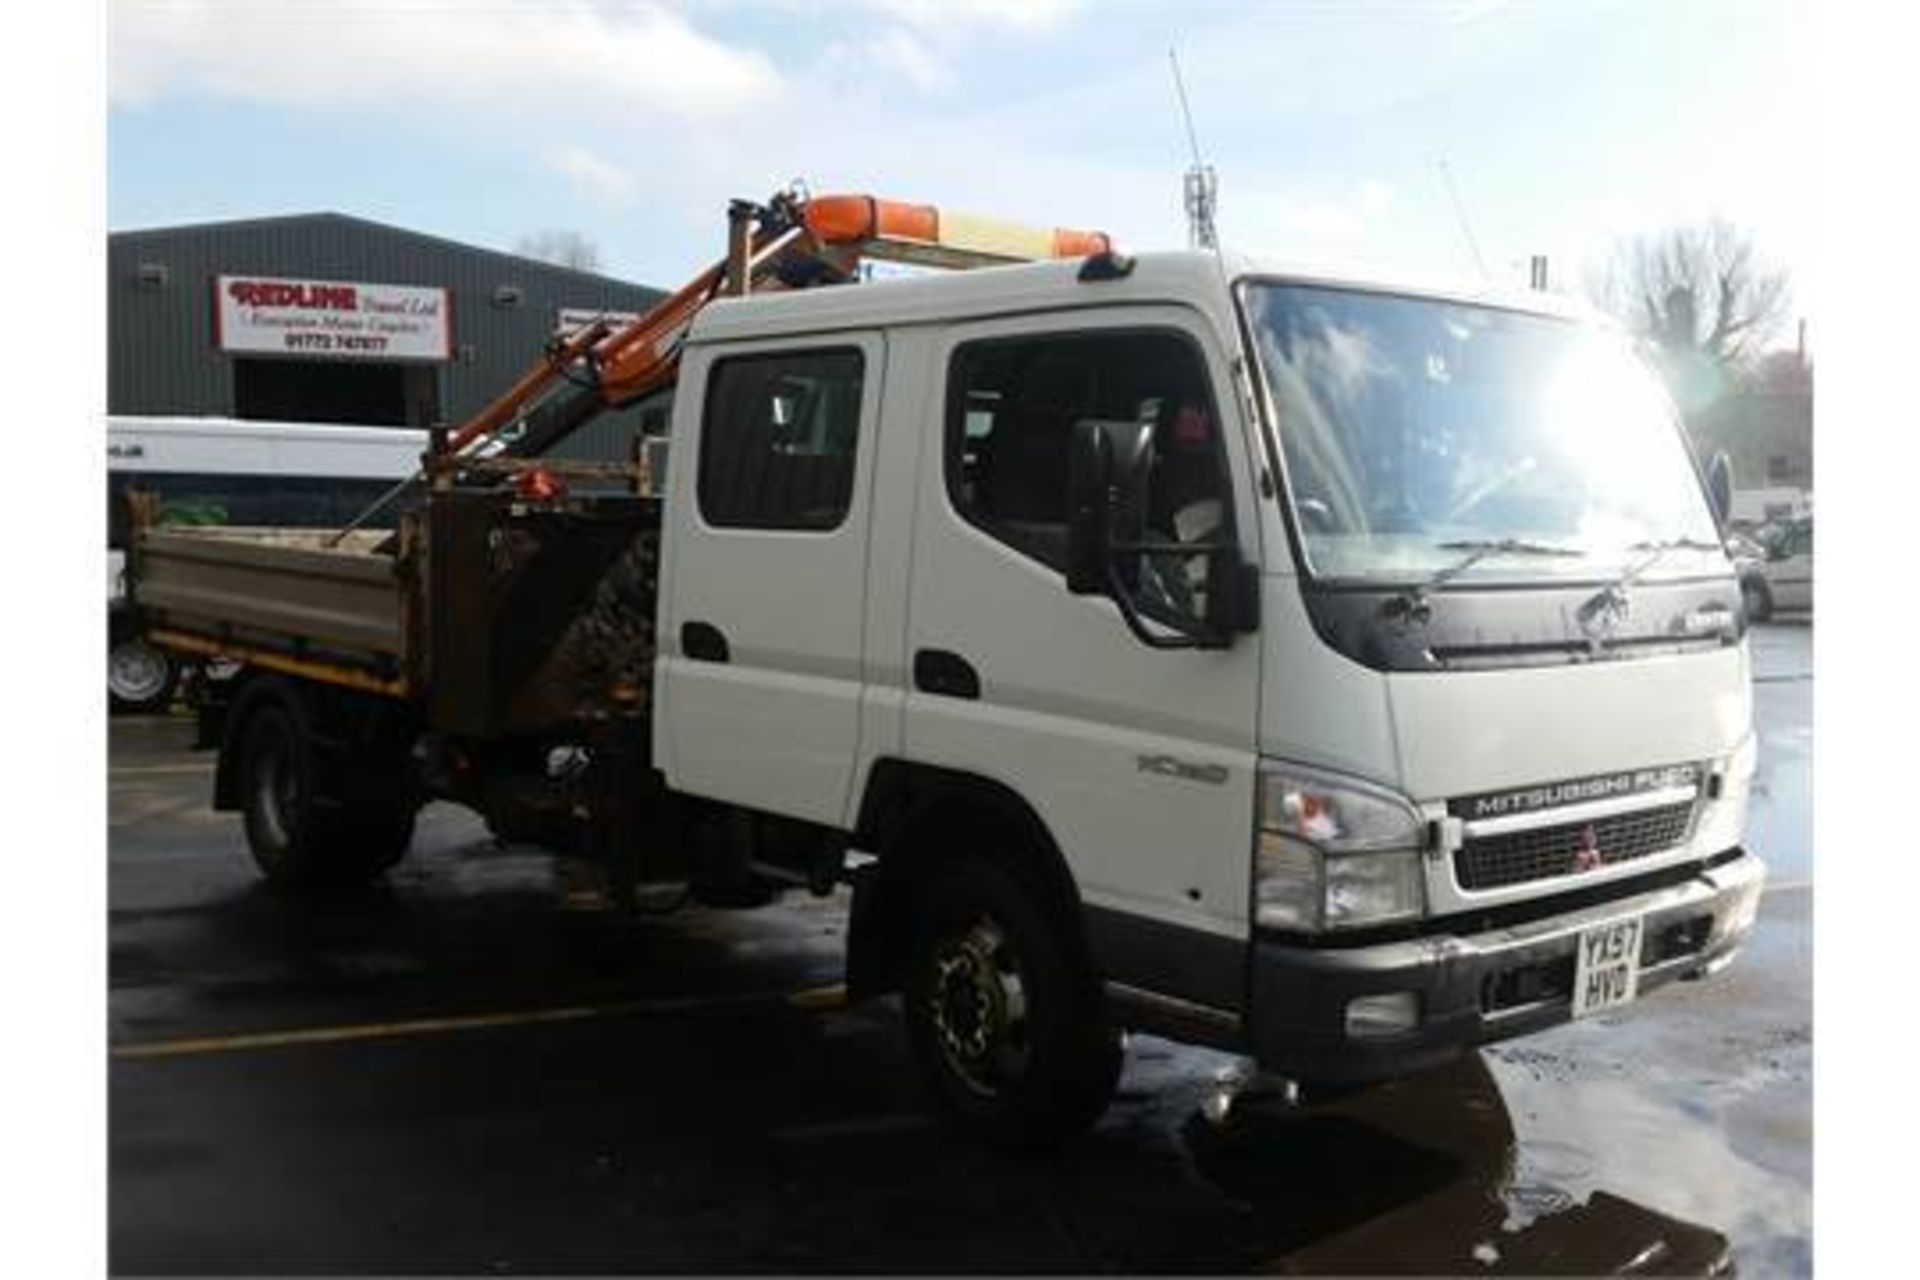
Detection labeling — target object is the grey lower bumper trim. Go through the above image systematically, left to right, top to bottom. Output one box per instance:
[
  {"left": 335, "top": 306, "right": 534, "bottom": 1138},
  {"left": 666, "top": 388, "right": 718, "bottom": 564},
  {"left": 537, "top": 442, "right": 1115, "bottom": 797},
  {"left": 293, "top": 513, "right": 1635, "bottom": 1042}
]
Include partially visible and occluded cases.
[{"left": 1246, "top": 848, "right": 1766, "bottom": 1084}]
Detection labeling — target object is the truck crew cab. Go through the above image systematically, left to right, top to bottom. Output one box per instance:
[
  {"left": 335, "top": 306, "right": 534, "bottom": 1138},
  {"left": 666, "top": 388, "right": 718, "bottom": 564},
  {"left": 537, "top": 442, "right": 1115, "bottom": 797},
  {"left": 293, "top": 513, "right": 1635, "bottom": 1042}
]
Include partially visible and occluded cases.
[{"left": 131, "top": 194, "right": 1764, "bottom": 1148}]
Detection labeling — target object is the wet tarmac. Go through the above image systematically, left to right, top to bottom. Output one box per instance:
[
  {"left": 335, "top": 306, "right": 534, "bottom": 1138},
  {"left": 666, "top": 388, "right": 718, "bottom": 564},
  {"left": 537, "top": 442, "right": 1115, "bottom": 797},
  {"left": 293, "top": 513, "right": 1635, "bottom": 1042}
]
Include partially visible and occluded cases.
[
  {"left": 1480, "top": 621, "right": 1812, "bottom": 1276},
  {"left": 109, "top": 624, "right": 1812, "bottom": 1275}
]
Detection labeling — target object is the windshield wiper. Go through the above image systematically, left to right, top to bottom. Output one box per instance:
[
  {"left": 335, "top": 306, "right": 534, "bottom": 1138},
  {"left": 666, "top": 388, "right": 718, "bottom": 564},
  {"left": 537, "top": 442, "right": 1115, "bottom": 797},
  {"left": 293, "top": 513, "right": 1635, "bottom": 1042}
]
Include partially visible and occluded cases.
[
  {"left": 1588, "top": 536, "right": 1726, "bottom": 609},
  {"left": 1388, "top": 537, "right": 1586, "bottom": 621}
]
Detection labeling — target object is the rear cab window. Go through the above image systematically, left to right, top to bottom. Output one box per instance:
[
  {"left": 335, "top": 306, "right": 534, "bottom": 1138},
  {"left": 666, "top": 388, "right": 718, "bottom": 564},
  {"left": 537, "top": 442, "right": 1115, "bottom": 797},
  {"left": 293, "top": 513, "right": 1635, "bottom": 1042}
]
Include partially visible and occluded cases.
[{"left": 698, "top": 347, "right": 865, "bottom": 531}]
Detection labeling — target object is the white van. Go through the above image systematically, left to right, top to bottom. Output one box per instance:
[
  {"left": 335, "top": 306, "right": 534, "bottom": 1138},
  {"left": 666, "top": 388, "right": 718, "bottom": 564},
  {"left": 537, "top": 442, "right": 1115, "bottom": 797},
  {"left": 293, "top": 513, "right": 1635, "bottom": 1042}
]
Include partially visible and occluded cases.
[{"left": 108, "top": 417, "right": 423, "bottom": 711}]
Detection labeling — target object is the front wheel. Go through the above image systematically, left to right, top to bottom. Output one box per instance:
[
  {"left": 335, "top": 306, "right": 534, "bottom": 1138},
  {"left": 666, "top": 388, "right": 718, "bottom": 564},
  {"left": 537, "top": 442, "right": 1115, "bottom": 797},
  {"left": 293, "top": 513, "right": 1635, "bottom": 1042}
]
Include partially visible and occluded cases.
[
  {"left": 1741, "top": 575, "right": 1774, "bottom": 623},
  {"left": 902, "top": 856, "right": 1121, "bottom": 1151}
]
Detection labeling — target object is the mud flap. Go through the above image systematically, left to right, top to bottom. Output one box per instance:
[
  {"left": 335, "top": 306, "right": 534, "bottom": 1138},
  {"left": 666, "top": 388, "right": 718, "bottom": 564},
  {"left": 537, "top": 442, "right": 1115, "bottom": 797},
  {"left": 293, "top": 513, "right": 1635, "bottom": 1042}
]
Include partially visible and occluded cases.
[{"left": 844, "top": 863, "right": 899, "bottom": 1001}]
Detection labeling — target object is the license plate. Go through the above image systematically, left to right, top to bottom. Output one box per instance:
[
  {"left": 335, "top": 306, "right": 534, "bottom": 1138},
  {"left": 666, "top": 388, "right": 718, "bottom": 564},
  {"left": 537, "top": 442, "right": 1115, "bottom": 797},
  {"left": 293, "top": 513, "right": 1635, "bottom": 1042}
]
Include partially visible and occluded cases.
[{"left": 1572, "top": 915, "right": 1643, "bottom": 1018}]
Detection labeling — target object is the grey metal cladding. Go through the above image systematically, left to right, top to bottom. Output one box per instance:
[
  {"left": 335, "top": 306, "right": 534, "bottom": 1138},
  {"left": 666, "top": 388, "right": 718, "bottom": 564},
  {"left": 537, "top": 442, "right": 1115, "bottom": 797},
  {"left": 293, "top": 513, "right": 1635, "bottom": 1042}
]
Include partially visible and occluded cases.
[{"left": 108, "top": 212, "right": 667, "bottom": 427}]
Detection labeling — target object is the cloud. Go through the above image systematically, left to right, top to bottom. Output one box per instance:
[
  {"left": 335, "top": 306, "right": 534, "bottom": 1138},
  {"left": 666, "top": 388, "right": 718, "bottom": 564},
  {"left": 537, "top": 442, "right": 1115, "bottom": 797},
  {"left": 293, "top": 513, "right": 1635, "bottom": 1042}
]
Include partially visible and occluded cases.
[
  {"left": 109, "top": 0, "right": 781, "bottom": 117},
  {"left": 856, "top": 0, "right": 1083, "bottom": 32},
  {"left": 1448, "top": 0, "right": 1513, "bottom": 23},
  {"left": 809, "top": 1, "right": 1082, "bottom": 96},
  {"left": 820, "top": 25, "right": 951, "bottom": 92},
  {"left": 862, "top": 28, "right": 951, "bottom": 91},
  {"left": 546, "top": 144, "right": 637, "bottom": 205},
  {"left": 1246, "top": 180, "right": 1397, "bottom": 245}
]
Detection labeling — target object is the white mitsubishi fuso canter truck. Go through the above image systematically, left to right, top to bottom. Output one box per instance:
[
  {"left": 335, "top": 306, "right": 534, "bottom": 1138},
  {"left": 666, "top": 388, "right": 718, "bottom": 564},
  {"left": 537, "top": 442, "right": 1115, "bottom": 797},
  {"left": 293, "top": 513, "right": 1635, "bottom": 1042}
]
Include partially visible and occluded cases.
[{"left": 133, "top": 219, "right": 1763, "bottom": 1149}]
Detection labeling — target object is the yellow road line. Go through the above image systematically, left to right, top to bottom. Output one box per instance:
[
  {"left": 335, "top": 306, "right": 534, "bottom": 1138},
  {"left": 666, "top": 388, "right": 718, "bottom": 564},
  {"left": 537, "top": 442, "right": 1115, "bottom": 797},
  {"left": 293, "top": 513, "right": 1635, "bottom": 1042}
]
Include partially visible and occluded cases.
[
  {"left": 110, "top": 763, "right": 215, "bottom": 777},
  {"left": 113, "top": 983, "right": 849, "bottom": 1061},
  {"left": 786, "top": 983, "right": 847, "bottom": 1011},
  {"left": 114, "top": 1005, "right": 604, "bottom": 1060}
]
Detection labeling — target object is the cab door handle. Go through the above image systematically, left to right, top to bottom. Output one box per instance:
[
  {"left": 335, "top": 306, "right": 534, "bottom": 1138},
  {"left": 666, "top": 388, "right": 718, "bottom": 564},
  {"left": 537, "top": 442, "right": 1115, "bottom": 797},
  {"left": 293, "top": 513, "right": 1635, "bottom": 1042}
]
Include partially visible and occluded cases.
[
  {"left": 681, "top": 620, "right": 730, "bottom": 664},
  {"left": 913, "top": 648, "right": 979, "bottom": 700}
]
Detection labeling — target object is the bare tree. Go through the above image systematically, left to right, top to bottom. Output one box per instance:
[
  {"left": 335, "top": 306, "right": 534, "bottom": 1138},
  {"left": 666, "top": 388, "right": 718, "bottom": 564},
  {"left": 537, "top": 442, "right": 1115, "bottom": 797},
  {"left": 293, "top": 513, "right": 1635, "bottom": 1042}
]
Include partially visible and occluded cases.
[
  {"left": 1586, "top": 219, "right": 1791, "bottom": 406},
  {"left": 514, "top": 229, "right": 602, "bottom": 273}
]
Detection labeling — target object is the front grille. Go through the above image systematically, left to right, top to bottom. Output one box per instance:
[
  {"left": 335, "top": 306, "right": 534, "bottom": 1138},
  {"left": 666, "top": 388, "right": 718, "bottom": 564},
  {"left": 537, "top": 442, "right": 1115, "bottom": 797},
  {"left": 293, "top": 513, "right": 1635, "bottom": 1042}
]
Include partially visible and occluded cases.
[{"left": 1455, "top": 800, "right": 1696, "bottom": 892}]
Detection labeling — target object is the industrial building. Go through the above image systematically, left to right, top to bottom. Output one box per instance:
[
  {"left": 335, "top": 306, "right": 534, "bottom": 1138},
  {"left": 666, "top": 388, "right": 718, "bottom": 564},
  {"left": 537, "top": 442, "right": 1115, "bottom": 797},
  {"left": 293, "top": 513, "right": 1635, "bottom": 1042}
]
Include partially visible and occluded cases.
[{"left": 108, "top": 213, "right": 666, "bottom": 445}]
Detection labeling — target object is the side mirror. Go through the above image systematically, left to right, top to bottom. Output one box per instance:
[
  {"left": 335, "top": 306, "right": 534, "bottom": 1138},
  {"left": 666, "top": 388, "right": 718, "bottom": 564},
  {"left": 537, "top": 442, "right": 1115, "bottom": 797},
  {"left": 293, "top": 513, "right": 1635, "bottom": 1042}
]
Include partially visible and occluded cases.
[
  {"left": 1066, "top": 417, "right": 1257, "bottom": 648},
  {"left": 1066, "top": 419, "right": 1150, "bottom": 595},
  {"left": 1065, "top": 421, "right": 1113, "bottom": 595},
  {"left": 1705, "top": 451, "right": 1733, "bottom": 528}
]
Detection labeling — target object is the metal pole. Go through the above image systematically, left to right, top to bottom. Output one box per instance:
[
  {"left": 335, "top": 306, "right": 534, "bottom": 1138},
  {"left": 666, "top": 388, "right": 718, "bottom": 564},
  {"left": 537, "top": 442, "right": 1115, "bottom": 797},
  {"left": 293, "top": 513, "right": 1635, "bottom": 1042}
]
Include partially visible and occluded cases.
[
  {"left": 1438, "top": 160, "right": 1490, "bottom": 284},
  {"left": 725, "top": 201, "right": 754, "bottom": 297}
]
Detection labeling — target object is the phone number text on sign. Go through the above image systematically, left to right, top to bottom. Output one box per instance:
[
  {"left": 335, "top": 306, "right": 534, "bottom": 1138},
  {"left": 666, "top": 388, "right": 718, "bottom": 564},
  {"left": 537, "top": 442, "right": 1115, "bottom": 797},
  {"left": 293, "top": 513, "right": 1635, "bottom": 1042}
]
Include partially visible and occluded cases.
[{"left": 216, "top": 275, "right": 451, "bottom": 362}]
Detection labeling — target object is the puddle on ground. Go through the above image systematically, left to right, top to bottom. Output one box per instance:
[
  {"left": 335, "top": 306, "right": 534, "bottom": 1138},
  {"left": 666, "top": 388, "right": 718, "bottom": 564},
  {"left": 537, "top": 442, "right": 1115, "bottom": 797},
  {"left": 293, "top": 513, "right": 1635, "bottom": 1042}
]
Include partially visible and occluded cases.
[
  {"left": 1489, "top": 1050, "right": 1810, "bottom": 1277},
  {"left": 1177, "top": 1052, "right": 1736, "bottom": 1275}
]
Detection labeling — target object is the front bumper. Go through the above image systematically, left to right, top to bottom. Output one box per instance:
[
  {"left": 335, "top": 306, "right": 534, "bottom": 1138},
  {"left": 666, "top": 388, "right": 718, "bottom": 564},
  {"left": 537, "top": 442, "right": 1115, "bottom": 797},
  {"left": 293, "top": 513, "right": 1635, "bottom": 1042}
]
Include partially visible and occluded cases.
[{"left": 1248, "top": 848, "right": 1765, "bottom": 1084}]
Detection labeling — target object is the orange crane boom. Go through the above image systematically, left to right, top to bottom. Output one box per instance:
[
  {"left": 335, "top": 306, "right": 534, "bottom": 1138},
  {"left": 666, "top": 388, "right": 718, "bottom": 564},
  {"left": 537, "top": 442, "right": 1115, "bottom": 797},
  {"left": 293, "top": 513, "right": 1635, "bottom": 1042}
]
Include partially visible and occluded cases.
[{"left": 441, "top": 189, "right": 1111, "bottom": 460}]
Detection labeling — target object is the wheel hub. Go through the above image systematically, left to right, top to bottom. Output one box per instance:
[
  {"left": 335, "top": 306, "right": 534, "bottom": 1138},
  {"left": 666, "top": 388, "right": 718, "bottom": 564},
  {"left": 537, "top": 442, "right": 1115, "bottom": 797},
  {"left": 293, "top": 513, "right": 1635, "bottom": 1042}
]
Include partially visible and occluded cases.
[
  {"left": 108, "top": 640, "right": 169, "bottom": 702},
  {"left": 928, "top": 918, "right": 1028, "bottom": 1096}
]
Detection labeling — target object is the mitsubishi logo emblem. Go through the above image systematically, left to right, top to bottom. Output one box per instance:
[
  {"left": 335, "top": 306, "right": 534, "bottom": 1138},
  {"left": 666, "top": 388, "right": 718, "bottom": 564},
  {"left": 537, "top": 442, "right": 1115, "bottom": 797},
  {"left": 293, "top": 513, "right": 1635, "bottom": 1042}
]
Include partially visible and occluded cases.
[{"left": 1573, "top": 825, "right": 1605, "bottom": 872}]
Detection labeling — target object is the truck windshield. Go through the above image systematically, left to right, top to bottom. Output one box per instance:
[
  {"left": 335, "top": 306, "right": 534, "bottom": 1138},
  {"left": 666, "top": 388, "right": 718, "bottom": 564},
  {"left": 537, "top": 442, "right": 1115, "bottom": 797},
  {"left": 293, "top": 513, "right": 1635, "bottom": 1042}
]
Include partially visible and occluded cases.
[{"left": 1241, "top": 282, "right": 1723, "bottom": 583}]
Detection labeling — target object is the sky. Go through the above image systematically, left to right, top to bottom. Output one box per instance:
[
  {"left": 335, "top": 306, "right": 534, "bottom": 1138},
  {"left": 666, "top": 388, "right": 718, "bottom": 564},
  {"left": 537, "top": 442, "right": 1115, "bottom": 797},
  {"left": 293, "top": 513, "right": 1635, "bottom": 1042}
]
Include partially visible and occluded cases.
[{"left": 107, "top": 0, "right": 1816, "bottom": 343}]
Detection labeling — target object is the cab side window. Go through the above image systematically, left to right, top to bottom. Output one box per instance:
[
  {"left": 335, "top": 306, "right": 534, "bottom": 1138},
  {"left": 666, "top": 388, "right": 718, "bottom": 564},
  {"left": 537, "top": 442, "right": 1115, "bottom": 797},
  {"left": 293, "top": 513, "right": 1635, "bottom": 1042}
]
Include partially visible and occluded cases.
[
  {"left": 946, "top": 331, "right": 1230, "bottom": 575},
  {"left": 699, "top": 348, "right": 864, "bottom": 530}
]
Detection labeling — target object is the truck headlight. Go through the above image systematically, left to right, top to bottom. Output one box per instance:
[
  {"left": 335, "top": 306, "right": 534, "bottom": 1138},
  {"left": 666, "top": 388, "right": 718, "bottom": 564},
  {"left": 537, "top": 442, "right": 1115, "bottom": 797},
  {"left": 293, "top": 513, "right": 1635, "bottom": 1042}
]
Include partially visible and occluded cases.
[
  {"left": 1695, "top": 732, "right": 1759, "bottom": 857},
  {"left": 1254, "top": 765, "right": 1427, "bottom": 932}
]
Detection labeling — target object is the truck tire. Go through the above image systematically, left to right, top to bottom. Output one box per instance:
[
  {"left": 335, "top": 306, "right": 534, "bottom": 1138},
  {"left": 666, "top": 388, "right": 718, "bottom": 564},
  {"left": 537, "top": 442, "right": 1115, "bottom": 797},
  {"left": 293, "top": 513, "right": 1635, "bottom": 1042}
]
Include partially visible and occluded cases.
[
  {"left": 1742, "top": 574, "right": 1774, "bottom": 623},
  {"left": 108, "top": 635, "right": 178, "bottom": 715},
  {"left": 240, "top": 703, "right": 413, "bottom": 893},
  {"left": 337, "top": 805, "right": 418, "bottom": 879},
  {"left": 902, "top": 855, "right": 1122, "bottom": 1151}
]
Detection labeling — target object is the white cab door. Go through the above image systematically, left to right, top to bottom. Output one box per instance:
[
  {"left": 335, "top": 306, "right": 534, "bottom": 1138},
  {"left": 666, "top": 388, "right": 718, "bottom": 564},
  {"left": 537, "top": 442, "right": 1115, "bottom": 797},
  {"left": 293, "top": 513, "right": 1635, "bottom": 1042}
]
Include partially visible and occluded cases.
[
  {"left": 902, "top": 309, "right": 1263, "bottom": 940},
  {"left": 656, "top": 333, "right": 884, "bottom": 826}
]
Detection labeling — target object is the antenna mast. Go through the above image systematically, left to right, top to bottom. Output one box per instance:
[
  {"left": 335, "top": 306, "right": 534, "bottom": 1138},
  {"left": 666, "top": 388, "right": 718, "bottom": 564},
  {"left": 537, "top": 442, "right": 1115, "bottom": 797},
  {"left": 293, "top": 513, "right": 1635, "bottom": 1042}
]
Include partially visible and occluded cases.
[
  {"left": 1170, "top": 49, "right": 1218, "bottom": 251},
  {"left": 1436, "top": 158, "right": 1490, "bottom": 283}
]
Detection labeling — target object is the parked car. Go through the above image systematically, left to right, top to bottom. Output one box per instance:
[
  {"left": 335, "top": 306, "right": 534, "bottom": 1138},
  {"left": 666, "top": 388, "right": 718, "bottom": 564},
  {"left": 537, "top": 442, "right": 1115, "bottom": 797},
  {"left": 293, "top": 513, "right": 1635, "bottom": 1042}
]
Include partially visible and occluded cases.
[
  {"left": 1755, "top": 518, "right": 1814, "bottom": 617},
  {"left": 1726, "top": 530, "right": 1771, "bottom": 621}
]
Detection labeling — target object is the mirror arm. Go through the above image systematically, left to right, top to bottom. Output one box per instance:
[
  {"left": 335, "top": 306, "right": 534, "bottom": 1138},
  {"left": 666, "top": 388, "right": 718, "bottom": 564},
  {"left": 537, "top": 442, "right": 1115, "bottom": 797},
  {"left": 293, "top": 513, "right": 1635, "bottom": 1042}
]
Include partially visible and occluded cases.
[
  {"left": 1065, "top": 417, "right": 1248, "bottom": 650},
  {"left": 1109, "top": 538, "right": 1236, "bottom": 556},
  {"left": 1101, "top": 540, "right": 1247, "bottom": 650},
  {"left": 1102, "top": 561, "right": 1213, "bottom": 649}
]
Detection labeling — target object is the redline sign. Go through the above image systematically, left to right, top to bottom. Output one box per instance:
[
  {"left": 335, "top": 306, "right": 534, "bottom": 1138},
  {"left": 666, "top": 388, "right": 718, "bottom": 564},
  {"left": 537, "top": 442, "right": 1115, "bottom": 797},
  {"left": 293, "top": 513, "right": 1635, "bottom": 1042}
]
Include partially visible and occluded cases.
[{"left": 215, "top": 275, "right": 451, "bottom": 361}]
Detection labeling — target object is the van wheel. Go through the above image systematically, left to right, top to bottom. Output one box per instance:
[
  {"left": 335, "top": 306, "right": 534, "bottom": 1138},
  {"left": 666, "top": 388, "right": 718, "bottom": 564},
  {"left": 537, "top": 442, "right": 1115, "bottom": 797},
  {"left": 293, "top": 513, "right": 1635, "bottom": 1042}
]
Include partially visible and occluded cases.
[
  {"left": 1741, "top": 576, "right": 1773, "bottom": 623},
  {"left": 108, "top": 636, "right": 178, "bottom": 714},
  {"left": 241, "top": 704, "right": 413, "bottom": 893},
  {"left": 903, "top": 856, "right": 1121, "bottom": 1151}
]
